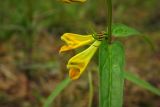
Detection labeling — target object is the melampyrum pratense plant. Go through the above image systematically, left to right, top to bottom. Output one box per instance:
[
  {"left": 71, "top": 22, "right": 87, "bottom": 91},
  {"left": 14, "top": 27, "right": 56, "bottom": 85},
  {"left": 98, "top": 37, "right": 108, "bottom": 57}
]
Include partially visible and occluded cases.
[{"left": 44, "top": 0, "right": 160, "bottom": 107}]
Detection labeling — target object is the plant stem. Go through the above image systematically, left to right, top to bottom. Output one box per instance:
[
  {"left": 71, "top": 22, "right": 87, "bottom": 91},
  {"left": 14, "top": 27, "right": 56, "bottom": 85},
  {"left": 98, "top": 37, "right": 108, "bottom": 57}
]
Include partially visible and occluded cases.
[
  {"left": 106, "top": 0, "right": 112, "bottom": 44},
  {"left": 88, "top": 72, "right": 94, "bottom": 107}
]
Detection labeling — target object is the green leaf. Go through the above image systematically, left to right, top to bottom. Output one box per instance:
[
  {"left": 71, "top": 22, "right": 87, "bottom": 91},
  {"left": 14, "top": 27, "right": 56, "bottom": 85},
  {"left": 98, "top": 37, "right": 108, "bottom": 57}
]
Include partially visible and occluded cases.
[
  {"left": 112, "top": 24, "right": 140, "bottom": 37},
  {"left": 99, "top": 41, "right": 125, "bottom": 107},
  {"left": 124, "top": 71, "right": 160, "bottom": 96},
  {"left": 43, "top": 77, "right": 71, "bottom": 107}
]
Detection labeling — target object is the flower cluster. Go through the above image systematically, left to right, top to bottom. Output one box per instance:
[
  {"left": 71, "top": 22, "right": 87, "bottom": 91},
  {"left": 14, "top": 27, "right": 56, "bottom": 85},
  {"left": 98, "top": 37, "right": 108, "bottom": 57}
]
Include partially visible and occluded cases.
[
  {"left": 60, "top": 0, "right": 102, "bottom": 80},
  {"left": 60, "top": 33, "right": 101, "bottom": 80}
]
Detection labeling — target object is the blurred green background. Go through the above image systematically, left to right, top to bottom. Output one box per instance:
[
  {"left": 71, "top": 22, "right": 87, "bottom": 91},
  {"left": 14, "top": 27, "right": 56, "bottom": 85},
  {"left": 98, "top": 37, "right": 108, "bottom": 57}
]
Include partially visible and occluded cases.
[{"left": 0, "top": 0, "right": 160, "bottom": 107}]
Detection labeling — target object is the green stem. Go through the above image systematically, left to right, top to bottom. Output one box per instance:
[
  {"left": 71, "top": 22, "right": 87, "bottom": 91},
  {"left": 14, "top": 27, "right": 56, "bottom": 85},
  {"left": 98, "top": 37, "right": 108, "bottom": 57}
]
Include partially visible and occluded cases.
[
  {"left": 106, "top": 0, "right": 112, "bottom": 44},
  {"left": 88, "top": 72, "right": 94, "bottom": 107}
]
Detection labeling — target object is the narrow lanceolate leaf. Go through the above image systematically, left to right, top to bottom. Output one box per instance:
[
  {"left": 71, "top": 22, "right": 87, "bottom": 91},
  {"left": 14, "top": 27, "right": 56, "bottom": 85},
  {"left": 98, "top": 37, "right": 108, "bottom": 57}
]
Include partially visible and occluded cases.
[
  {"left": 112, "top": 24, "right": 140, "bottom": 37},
  {"left": 140, "top": 35, "right": 156, "bottom": 52},
  {"left": 99, "top": 41, "right": 125, "bottom": 107},
  {"left": 124, "top": 71, "right": 160, "bottom": 96},
  {"left": 43, "top": 77, "right": 71, "bottom": 107}
]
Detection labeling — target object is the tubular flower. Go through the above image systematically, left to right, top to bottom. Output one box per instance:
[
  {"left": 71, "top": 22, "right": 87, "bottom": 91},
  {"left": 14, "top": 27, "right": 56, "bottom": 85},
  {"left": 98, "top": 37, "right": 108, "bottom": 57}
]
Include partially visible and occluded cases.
[
  {"left": 62, "top": 0, "right": 86, "bottom": 3},
  {"left": 60, "top": 33, "right": 95, "bottom": 53},
  {"left": 67, "top": 41, "right": 101, "bottom": 80}
]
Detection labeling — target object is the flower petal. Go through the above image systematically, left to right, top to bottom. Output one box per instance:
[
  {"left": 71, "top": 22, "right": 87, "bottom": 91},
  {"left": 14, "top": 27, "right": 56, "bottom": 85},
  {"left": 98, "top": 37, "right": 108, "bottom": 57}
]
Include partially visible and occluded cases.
[
  {"left": 62, "top": 0, "right": 86, "bottom": 3},
  {"left": 60, "top": 33, "right": 94, "bottom": 53},
  {"left": 67, "top": 41, "right": 101, "bottom": 80},
  {"left": 69, "top": 68, "right": 80, "bottom": 80}
]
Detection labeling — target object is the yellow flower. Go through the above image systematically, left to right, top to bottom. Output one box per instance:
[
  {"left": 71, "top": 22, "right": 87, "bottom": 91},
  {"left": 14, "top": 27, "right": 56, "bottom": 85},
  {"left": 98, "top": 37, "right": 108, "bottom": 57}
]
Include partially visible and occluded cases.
[
  {"left": 62, "top": 0, "right": 86, "bottom": 3},
  {"left": 60, "top": 32, "right": 102, "bottom": 80},
  {"left": 60, "top": 33, "right": 94, "bottom": 53},
  {"left": 67, "top": 41, "right": 101, "bottom": 80}
]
